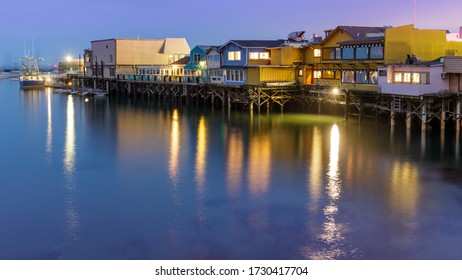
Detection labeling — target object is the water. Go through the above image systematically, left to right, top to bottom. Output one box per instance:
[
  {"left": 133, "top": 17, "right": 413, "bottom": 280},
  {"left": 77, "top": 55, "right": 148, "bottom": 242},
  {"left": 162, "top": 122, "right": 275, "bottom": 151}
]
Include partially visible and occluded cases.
[{"left": 1, "top": 79, "right": 462, "bottom": 260}]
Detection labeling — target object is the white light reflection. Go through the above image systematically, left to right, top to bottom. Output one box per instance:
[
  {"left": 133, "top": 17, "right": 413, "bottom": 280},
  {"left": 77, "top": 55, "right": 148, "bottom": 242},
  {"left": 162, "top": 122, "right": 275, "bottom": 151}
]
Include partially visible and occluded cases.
[
  {"left": 45, "top": 88, "right": 52, "bottom": 161},
  {"left": 64, "top": 95, "right": 80, "bottom": 242},
  {"left": 168, "top": 109, "right": 180, "bottom": 185},
  {"left": 303, "top": 124, "right": 349, "bottom": 259}
]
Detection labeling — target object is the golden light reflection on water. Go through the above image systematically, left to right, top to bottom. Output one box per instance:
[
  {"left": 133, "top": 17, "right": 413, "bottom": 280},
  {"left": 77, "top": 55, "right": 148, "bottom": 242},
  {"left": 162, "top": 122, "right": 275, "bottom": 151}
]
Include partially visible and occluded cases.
[
  {"left": 64, "top": 95, "right": 80, "bottom": 242},
  {"left": 169, "top": 109, "right": 180, "bottom": 185},
  {"left": 195, "top": 116, "right": 208, "bottom": 224},
  {"left": 309, "top": 127, "right": 322, "bottom": 211},
  {"left": 226, "top": 129, "right": 244, "bottom": 198},
  {"left": 248, "top": 134, "right": 272, "bottom": 196},
  {"left": 390, "top": 161, "right": 420, "bottom": 220}
]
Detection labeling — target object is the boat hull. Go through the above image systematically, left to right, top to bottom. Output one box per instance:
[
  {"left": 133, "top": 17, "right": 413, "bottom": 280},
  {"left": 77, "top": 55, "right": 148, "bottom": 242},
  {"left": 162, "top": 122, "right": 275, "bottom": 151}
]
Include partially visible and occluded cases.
[{"left": 20, "top": 80, "right": 46, "bottom": 89}]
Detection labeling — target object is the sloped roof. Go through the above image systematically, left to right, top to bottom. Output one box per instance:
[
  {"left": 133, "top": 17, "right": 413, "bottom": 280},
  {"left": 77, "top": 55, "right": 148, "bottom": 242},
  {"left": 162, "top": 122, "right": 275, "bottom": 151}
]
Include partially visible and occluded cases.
[
  {"left": 322, "top": 26, "right": 385, "bottom": 45},
  {"left": 338, "top": 36, "right": 385, "bottom": 45},
  {"left": 162, "top": 38, "right": 191, "bottom": 54},
  {"left": 220, "top": 40, "right": 285, "bottom": 49},
  {"left": 171, "top": 56, "right": 190, "bottom": 65}
]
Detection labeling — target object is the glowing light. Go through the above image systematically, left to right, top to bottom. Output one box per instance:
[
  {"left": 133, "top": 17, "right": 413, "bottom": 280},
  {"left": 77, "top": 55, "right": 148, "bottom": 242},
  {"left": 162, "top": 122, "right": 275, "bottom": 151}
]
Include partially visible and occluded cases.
[
  {"left": 65, "top": 55, "right": 73, "bottom": 62},
  {"left": 332, "top": 88, "right": 340, "bottom": 95},
  {"left": 64, "top": 95, "right": 76, "bottom": 176},
  {"left": 84, "top": 98, "right": 89, "bottom": 103},
  {"left": 169, "top": 109, "right": 180, "bottom": 184},
  {"left": 195, "top": 116, "right": 207, "bottom": 188},
  {"left": 309, "top": 126, "right": 323, "bottom": 211}
]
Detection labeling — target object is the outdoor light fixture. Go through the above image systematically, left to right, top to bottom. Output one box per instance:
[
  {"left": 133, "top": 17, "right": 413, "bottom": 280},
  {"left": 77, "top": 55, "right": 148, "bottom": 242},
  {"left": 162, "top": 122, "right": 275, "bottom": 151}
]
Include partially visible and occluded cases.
[{"left": 332, "top": 88, "right": 339, "bottom": 94}]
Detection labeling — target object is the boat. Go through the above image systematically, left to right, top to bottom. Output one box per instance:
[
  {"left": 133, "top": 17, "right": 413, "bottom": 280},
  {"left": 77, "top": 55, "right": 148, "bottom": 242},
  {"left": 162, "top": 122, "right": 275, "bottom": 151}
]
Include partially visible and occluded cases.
[{"left": 19, "top": 57, "right": 45, "bottom": 89}]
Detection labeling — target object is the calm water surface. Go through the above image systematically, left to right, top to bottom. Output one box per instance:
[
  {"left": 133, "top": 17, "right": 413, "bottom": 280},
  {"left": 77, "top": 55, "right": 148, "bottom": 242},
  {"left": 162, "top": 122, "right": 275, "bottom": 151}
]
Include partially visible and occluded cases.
[{"left": 1, "top": 79, "right": 462, "bottom": 259}]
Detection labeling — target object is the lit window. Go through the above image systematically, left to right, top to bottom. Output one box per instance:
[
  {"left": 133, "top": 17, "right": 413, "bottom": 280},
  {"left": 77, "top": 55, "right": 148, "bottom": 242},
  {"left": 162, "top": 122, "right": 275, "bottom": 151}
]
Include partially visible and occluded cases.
[
  {"left": 314, "top": 49, "right": 321, "bottom": 58},
  {"left": 228, "top": 51, "right": 241, "bottom": 61},
  {"left": 249, "top": 52, "right": 259, "bottom": 59},
  {"left": 259, "top": 52, "right": 269, "bottom": 59},
  {"left": 314, "top": 71, "right": 321, "bottom": 79},
  {"left": 394, "top": 73, "right": 402, "bottom": 83},
  {"left": 404, "top": 73, "right": 411, "bottom": 83},
  {"left": 412, "top": 73, "right": 420, "bottom": 84}
]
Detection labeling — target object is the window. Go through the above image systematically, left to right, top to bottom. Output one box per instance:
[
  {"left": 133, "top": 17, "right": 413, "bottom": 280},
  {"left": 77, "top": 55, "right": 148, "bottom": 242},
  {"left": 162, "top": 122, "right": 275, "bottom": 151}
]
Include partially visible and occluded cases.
[
  {"left": 370, "top": 46, "right": 384, "bottom": 59},
  {"left": 322, "top": 47, "right": 341, "bottom": 60},
  {"left": 355, "top": 47, "right": 368, "bottom": 60},
  {"left": 342, "top": 48, "right": 354, "bottom": 60},
  {"left": 314, "top": 49, "right": 321, "bottom": 58},
  {"left": 228, "top": 51, "right": 241, "bottom": 61},
  {"left": 249, "top": 52, "right": 269, "bottom": 60},
  {"left": 249, "top": 52, "right": 259, "bottom": 59},
  {"left": 193, "top": 53, "right": 201, "bottom": 62},
  {"left": 109, "top": 55, "right": 113, "bottom": 63},
  {"left": 109, "top": 68, "right": 115, "bottom": 77},
  {"left": 226, "top": 69, "right": 244, "bottom": 82},
  {"left": 298, "top": 69, "right": 303, "bottom": 77},
  {"left": 322, "top": 70, "right": 335, "bottom": 79},
  {"left": 379, "top": 70, "right": 387, "bottom": 76},
  {"left": 314, "top": 71, "right": 321, "bottom": 79},
  {"left": 342, "top": 71, "right": 355, "bottom": 84},
  {"left": 356, "top": 71, "right": 368, "bottom": 84},
  {"left": 369, "top": 71, "right": 378, "bottom": 85},
  {"left": 392, "top": 72, "right": 430, "bottom": 84},
  {"left": 394, "top": 73, "right": 403, "bottom": 83},
  {"left": 403, "top": 73, "right": 411, "bottom": 83},
  {"left": 412, "top": 73, "right": 420, "bottom": 84}
]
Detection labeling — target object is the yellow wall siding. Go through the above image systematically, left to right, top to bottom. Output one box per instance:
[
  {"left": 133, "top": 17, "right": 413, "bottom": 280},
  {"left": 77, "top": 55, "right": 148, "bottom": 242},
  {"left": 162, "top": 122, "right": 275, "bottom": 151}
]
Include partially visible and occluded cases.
[
  {"left": 385, "top": 24, "right": 462, "bottom": 64},
  {"left": 322, "top": 30, "right": 353, "bottom": 48},
  {"left": 270, "top": 49, "right": 282, "bottom": 65},
  {"left": 248, "top": 59, "right": 271, "bottom": 66},
  {"left": 246, "top": 67, "right": 296, "bottom": 85},
  {"left": 247, "top": 68, "right": 260, "bottom": 85}
]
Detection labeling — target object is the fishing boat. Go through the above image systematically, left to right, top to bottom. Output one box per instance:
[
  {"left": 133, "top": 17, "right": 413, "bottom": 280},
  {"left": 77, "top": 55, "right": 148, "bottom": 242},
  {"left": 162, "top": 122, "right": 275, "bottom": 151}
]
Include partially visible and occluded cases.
[{"left": 19, "top": 56, "right": 45, "bottom": 89}]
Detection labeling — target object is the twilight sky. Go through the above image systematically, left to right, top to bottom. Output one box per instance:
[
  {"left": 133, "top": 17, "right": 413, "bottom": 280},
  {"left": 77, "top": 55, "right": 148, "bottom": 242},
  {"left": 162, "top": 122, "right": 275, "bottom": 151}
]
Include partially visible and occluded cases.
[{"left": 1, "top": 0, "right": 461, "bottom": 67}]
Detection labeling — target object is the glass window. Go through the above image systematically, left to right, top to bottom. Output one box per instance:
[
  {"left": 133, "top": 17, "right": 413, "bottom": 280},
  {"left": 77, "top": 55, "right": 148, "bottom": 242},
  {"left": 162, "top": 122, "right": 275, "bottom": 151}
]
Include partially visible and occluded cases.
[
  {"left": 370, "top": 46, "right": 384, "bottom": 59},
  {"left": 355, "top": 47, "right": 368, "bottom": 60},
  {"left": 322, "top": 48, "right": 340, "bottom": 60},
  {"left": 342, "top": 48, "right": 354, "bottom": 60},
  {"left": 314, "top": 49, "right": 321, "bottom": 58},
  {"left": 249, "top": 52, "right": 259, "bottom": 60},
  {"left": 259, "top": 52, "right": 269, "bottom": 59},
  {"left": 322, "top": 70, "right": 335, "bottom": 79},
  {"left": 314, "top": 71, "right": 321, "bottom": 79},
  {"left": 342, "top": 71, "right": 355, "bottom": 84},
  {"left": 356, "top": 71, "right": 368, "bottom": 84},
  {"left": 369, "top": 71, "right": 378, "bottom": 85},
  {"left": 394, "top": 72, "right": 402, "bottom": 83},
  {"left": 403, "top": 73, "right": 411, "bottom": 83},
  {"left": 412, "top": 73, "right": 420, "bottom": 84}
]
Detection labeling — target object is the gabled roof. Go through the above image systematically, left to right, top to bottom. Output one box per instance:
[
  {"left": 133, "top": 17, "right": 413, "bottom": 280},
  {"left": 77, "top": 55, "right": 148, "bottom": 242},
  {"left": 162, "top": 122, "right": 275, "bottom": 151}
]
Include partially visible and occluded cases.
[
  {"left": 322, "top": 26, "right": 385, "bottom": 45},
  {"left": 338, "top": 36, "right": 385, "bottom": 45},
  {"left": 219, "top": 40, "right": 285, "bottom": 49},
  {"left": 192, "top": 45, "right": 213, "bottom": 52},
  {"left": 205, "top": 46, "right": 221, "bottom": 54},
  {"left": 170, "top": 56, "right": 190, "bottom": 65}
]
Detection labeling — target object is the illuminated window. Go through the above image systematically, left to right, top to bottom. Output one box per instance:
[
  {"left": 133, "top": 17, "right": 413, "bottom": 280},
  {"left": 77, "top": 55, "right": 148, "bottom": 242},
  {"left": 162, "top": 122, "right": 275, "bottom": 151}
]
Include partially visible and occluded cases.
[
  {"left": 314, "top": 49, "right": 321, "bottom": 58},
  {"left": 228, "top": 51, "right": 241, "bottom": 61},
  {"left": 249, "top": 52, "right": 259, "bottom": 59},
  {"left": 259, "top": 52, "right": 269, "bottom": 59},
  {"left": 322, "top": 70, "right": 335, "bottom": 79},
  {"left": 314, "top": 71, "right": 321, "bottom": 79},
  {"left": 394, "top": 73, "right": 402, "bottom": 83},
  {"left": 404, "top": 73, "right": 411, "bottom": 83},
  {"left": 412, "top": 73, "right": 420, "bottom": 84}
]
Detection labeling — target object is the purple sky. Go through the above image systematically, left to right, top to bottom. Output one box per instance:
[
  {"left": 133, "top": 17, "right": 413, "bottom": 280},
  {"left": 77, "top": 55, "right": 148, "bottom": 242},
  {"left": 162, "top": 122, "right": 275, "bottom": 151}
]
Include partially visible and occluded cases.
[{"left": 1, "top": 0, "right": 461, "bottom": 67}]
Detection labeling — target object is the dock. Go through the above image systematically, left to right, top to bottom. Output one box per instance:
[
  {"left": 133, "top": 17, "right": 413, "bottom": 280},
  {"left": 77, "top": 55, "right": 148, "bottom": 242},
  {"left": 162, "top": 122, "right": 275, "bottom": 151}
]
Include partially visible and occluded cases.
[{"left": 73, "top": 75, "right": 462, "bottom": 132}]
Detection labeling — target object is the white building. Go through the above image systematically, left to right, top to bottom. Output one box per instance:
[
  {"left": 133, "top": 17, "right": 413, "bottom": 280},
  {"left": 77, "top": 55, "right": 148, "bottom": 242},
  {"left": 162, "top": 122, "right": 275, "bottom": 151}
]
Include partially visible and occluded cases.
[{"left": 84, "top": 38, "right": 190, "bottom": 78}]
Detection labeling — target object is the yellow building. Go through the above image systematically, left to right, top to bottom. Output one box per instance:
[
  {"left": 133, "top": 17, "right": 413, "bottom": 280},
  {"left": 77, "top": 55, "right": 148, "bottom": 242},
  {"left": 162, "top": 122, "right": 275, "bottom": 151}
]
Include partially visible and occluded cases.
[{"left": 384, "top": 24, "right": 462, "bottom": 64}]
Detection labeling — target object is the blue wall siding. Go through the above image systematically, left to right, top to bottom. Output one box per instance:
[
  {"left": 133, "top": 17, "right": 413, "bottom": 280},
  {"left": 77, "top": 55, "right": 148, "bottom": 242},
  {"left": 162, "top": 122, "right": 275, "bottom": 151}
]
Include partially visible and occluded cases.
[
  {"left": 221, "top": 43, "right": 247, "bottom": 67},
  {"left": 184, "top": 46, "right": 206, "bottom": 71}
]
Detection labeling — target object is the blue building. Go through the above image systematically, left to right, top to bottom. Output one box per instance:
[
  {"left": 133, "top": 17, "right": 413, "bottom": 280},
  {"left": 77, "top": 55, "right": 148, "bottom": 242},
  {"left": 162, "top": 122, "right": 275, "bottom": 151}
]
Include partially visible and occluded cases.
[
  {"left": 219, "top": 40, "right": 285, "bottom": 85},
  {"left": 184, "top": 45, "right": 211, "bottom": 82}
]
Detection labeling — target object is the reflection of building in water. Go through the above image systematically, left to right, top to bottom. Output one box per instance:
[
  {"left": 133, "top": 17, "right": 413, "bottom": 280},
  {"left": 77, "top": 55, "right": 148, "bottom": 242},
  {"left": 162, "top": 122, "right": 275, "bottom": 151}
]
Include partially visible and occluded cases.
[
  {"left": 64, "top": 95, "right": 80, "bottom": 242},
  {"left": 169, "top": 109, "right": 180, "bottom": 185},
  {"left": 195, "top": 116, "right": 208, "bottom": 223},
  {"left": 308, "top": 126, "right": 323, "bottom": 211},
  {"left": 226, "top": 128, "right": 244, "bottom": 198},
  {"left": 248, "top": 134, "right": 272, "bottom": 195},
  {"left": 390, "top": 161, "right": 420, "bottom": 220}
]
